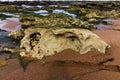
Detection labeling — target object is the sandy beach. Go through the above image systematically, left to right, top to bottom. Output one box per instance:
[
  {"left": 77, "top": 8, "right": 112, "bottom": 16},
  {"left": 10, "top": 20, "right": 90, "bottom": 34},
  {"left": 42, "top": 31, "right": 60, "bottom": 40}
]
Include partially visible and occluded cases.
[{"left": 0, "top": 20, "right": 120, "bottom": 80}]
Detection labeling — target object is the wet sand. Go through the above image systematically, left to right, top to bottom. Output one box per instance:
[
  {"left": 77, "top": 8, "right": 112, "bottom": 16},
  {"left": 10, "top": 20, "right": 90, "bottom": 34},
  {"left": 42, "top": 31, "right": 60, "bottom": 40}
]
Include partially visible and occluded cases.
[
  {"left": 0, "top": 19, "right": 21, "bottom": 32},
  {"left": 0, "top": 20, "right": 120, "bottom": 80}
]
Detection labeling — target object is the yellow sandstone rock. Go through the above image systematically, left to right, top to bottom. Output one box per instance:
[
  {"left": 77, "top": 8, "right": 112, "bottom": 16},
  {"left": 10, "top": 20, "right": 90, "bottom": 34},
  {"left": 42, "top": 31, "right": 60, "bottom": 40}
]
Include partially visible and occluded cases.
[{"left": 9, "top": 28, "right": 110, "bottom": 59}]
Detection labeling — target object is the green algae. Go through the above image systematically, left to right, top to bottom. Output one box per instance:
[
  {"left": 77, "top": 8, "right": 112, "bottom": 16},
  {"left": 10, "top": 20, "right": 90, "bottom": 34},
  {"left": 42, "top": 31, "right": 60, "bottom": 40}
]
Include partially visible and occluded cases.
[
  {"left": 0, "top": 5, "right": 17, "bottom": 13},
  {"left": 67, "top": 6, "right": 120, "bottom": 24},
  {"left": 20, "top": 13, "right": 96, "bottom": 30}
]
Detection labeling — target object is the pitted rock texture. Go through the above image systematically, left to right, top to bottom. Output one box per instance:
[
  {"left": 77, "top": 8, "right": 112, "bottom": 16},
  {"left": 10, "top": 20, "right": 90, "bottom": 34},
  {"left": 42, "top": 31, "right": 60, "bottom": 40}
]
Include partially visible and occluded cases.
[{"left": 9, "top": 28, "right": 110, "bottom": 59}]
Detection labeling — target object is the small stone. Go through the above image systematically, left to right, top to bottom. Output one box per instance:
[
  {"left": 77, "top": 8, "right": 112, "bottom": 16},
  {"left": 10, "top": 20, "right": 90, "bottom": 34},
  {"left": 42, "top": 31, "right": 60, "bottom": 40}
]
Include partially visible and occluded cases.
[{"left": 0, "top": 60, "right": 8, "bottom": 68}]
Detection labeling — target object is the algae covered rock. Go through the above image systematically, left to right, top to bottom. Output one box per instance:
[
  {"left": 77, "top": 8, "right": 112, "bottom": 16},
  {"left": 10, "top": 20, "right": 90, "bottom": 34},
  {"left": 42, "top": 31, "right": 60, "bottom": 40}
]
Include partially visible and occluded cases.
[
  {"left": 0, "top": 5, "right": 17, "bottom": 13},
  {"left": 67, "top": 7, "right": 120, "bottom": 24},
  {"left": 20, "top": 13, "right": 96, "bottom": 30},
  {"left": 9, "top": 28, "right": 110, "bottom": 59}
]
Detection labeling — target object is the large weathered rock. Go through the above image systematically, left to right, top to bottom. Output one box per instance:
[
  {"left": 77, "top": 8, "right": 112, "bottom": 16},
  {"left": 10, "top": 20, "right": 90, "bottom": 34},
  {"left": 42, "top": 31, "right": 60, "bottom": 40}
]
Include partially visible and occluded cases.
[{"left": 8, "top": 28, "right": 110, "bottom": 59}]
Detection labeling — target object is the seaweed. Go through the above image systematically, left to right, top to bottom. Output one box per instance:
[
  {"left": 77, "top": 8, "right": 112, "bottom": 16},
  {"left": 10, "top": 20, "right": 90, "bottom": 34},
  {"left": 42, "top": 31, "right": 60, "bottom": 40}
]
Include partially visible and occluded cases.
[{"left": 20, "top": 13, "right": 95, "bottom": 30}]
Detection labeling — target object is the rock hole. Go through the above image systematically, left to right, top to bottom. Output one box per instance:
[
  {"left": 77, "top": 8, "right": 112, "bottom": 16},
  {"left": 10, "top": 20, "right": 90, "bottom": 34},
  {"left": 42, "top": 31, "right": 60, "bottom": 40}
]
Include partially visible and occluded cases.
[{"left": 30, "top": 32, "right": 41, "bottom": 40}]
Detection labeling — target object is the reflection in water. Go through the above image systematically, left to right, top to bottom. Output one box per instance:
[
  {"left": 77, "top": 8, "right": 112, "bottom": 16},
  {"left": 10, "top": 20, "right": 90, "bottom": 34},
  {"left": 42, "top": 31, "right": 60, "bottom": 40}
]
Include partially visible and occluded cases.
[
  {"left": 22, "top": 4, "right": 33, "bottom": 8},
  {"left": 22, "top": 4, "right": 43, "bottom": 8},
  {"left": 36, "top": 5, "right": 43, "bottom": 8},
  {"left": 49, "top": 5, "right": 58, "bottom": 7},
  {"left": 60, "top": 5, "right": 70, "bottom": 8},
  {"left": 33, "top": 9, "right": 77, "bottom": 17},
  {"left": 53, "top": 9, "right": 77, "bottom": 18},
  {"left": 34, "top": 10, "right": 49, "bottom": 16},
  {"left": 34, "top": 10, "right": 48, "bottom": 13},
  {"left": 0, "top": 12, "right": 19, "bottom": 18},
  {"left": 39, "top": 13, "right": 49, "bottom": 16},
  {"left": 0, "top": 17, "right": 20, "bottom": 51},
  {"left": 0, "top": 18, "right": 21, "bottom": 32},
  {"left": 6, "top": 18, "right": 20, "bottom": 22},
  {"left": 96, "top": 18, "right": 118, "bottom": 30},
  {"left": 103, "top": 18, "right": 115, "bottom": 22},
  {"left": 96, "top": 23, "right": 112, "bottom": 30},
  {"left": 0, "top": 31, "right": 19, "bottom": 51},
  {"left": 0, "top": 31, "right": 10, "bottom": 43}
]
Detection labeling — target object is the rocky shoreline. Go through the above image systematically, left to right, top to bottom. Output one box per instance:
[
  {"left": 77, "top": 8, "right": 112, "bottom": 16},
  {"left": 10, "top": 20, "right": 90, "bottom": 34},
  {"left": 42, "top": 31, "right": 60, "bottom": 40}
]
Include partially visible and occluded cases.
[{"left": 0, "top": 2, "right": 120, "bottom": 80}]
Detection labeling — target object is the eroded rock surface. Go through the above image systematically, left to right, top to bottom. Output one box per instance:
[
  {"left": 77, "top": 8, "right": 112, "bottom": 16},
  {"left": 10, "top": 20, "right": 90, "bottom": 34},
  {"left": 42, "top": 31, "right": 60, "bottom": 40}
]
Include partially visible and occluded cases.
[{"left": 8, "top": 28, "right": 110, "bottom": 59}]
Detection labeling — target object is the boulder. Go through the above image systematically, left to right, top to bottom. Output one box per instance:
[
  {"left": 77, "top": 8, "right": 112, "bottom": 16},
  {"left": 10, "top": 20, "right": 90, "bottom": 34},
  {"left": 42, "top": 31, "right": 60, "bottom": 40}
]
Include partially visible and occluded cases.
[{"left": 9, "top": 28, "right": 110, "bottom": 59}]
